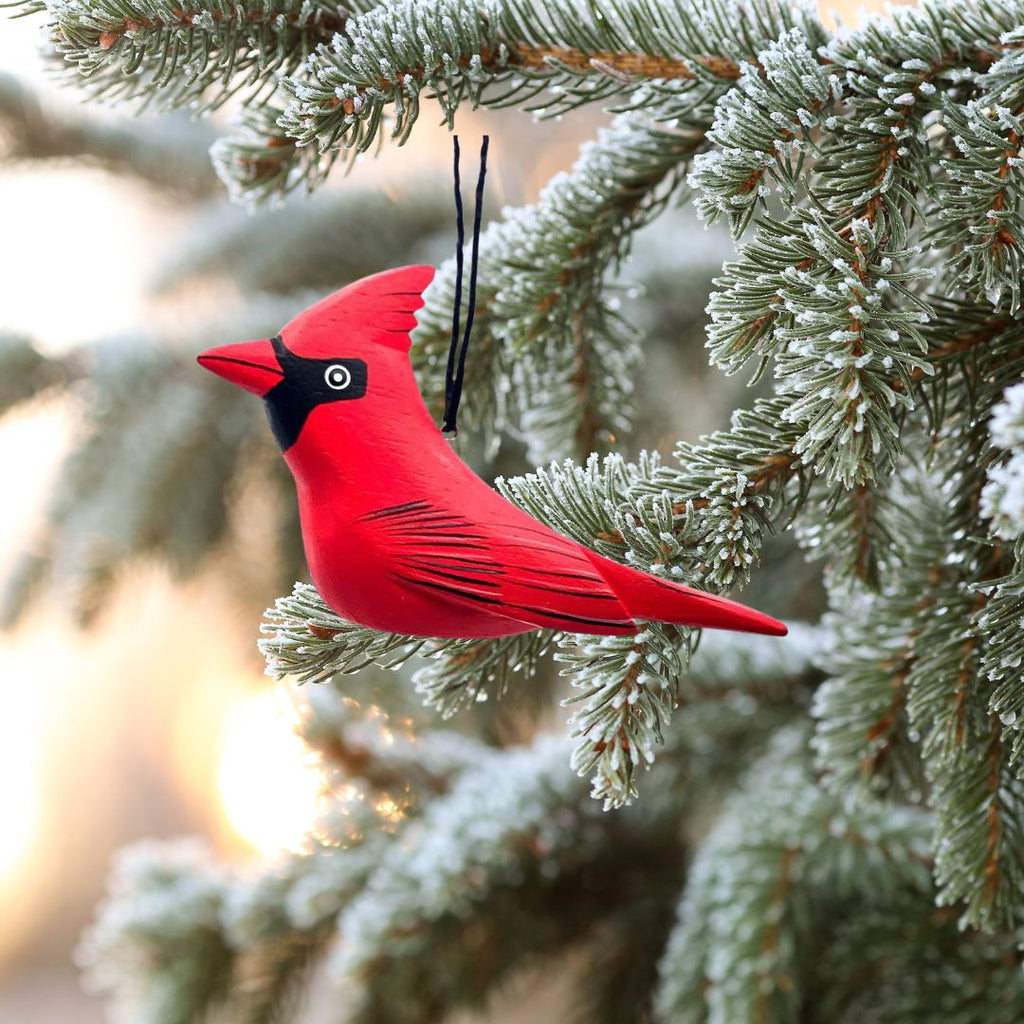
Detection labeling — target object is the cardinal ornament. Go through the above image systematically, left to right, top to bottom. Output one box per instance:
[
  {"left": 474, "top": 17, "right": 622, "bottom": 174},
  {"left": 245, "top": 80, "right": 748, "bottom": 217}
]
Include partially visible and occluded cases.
[{"left": 197, "top": 265, "right": 786, "bottom": 641}]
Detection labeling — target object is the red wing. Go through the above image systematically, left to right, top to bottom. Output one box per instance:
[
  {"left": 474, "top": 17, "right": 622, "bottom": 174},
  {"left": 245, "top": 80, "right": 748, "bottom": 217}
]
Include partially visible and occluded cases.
[{"left": 358, "top": 500, "right": 636, "bottom": 635}]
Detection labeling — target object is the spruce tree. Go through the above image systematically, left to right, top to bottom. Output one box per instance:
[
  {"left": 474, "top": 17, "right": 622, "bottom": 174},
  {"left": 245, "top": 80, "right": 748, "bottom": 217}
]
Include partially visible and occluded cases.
[{"left": 5, "top": 0, "right": 1024, "bottom": 1020}]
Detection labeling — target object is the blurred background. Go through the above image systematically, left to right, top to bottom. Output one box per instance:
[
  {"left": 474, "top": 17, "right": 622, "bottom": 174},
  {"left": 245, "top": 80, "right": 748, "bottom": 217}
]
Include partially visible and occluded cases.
[{"left": 0, "top": 3, "right": 887, "bottom": 1020}]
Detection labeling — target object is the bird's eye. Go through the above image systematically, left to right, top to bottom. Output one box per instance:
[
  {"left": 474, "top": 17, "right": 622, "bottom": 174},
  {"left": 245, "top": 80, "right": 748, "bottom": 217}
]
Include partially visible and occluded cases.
[{"left": 324, "top": 364, "right": 351, "bottom": 391}]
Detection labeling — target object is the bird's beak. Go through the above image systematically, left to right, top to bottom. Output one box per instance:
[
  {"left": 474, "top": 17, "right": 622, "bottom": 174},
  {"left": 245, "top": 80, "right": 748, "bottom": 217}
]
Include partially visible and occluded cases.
[{"left": 197, "top": 339, "right": 284, "bottom": 397}]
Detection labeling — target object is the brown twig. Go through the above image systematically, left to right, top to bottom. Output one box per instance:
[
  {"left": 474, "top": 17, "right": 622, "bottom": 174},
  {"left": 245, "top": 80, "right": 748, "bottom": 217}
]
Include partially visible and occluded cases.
[
  {"left": 94, "top": 4, "right": 349, "bottom": 49},
  {"left": 513, "top": 45, "right": 738, "bottom": 81},
  {"left": 894, "top": 316, "right": 1015, "bottom": 394},
  {"left": 983, "top": 724, "right": 1004, "bottom": 904}
]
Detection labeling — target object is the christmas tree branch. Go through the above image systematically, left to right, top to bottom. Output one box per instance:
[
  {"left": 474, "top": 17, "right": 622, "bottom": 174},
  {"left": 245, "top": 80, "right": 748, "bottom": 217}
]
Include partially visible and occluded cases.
[
  {"left": 14, "top": 0, "right": 1024, "bottom": 982},
  {"left": 29, "top": 0, "right": 378, "bottom": 110},
  {"left": 278, "top": 0, "right": 824, "bottom": 160},
  {"left": 931, "top": 26, "right": 1024, "bottom": 311},
  {"left": 689, "top": 27, "right": 836, "bottom": 235},
  {"left": 0, "top": 71, "right": 220, "bottom": 194},
  {"left": 210, "top": 101, "right": 322, "bottom": 204},
  {"left": 400, "top": 108, "right": 724, "bottom": 457},
  {"left": 489, "top": 108, "right": 707, "bottom": 462},
  {"left": 153, "top": 180, "right": 451, "bottom": 296},
  {"left": 0, "top": 300, "right": 317, "bottom": 627},
  {"left": 811, "top": 330, "right": 1024, "bottom": 930},
  {"left": 0, "top": 333, "right": 73, "bottom": 417},
  {"left": 262, "top": 567, "right": 821, "bottom": 810},
  {"left": 261, "top": 582, "right": 558, "bottom": 716},
  {"left": 558, "top": 623, "right": 691, "bottom": 809},
  {"left": 298, "top": 682, "right": 490, "bottom": 794},
  {"left": 86, "top": 687, "right": 804, "bottom": 1023},
  {"left": 654, "top": 729, "right": 933, "bottom": 1023},
  {"left": 326, "top": 731, "right": 704, "bottom": 1022},
  {"left": 330, "top": 737, "right": 594, "bottom": 1019},
  {"left": 79, "top": 841, "right": 236, "bottom": 1023},
  {"left": 815, "top": 900, "right": 1024, "bottom": 1020}
]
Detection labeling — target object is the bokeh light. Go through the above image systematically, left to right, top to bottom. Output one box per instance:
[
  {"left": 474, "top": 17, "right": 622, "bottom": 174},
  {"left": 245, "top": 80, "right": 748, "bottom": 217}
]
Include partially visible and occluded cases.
[
  {"left": 0, "top": 664, "right": 41, "bottom": 883},
  {"left": 216, "top": 690, "right": 323, "bottom": 855}
]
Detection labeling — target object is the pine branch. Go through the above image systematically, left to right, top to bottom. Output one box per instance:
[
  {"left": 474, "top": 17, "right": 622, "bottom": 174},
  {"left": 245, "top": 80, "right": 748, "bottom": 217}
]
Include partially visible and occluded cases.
[
  {"left": 30, "top": 0, "right": 375, "bottom": 111},
  {"left": 217, "top": 0, "right": 820, "bottom": 203},
  {"left": 278, "top": 0, "right": 823, "bottom": 161},
  {"left": 698, "top": 0, "right": 1024, "bottom": 489},
  {"left": 689, "top": 27, "right": 836, "bottom": 235},
  {"left": 931, "top": 30, "right": 1024, "bottom": 311},
  {"left": 0, "top": 71, "right": 220, "bottom": 194},
  {"left": 211, "top": 99, "right": 331, "bottom": 206},
  {"left": 409, "top": 108, "right": 723, "bottom": 458},
  {"left": 491, "top": 109, "right": 705, "bottom": 462},
  {"left": 153, "top": 181, "right": 451, "bottom": 296},
  {"left": 708, "top": 211, "right": 933, "bottom": 487},
  {"left": 0, "top": 294, "right": 326, "bottom": 625},
  {"left": 905, "top": 303, "right": 1017, "bottom": 394},
  {"left": 812, "top": 331, "right": 1024, "bottom": 928},
  {"left": 0, "top": 333, "right": 71, "bottom": 416},
  {"left": 2, "top": 339, "right": 258, "bottom": 625},
  {"left": 980, "top": 386, "right": 1024, "bottom": 541},
  {"left": 502, "top": 407, "right": 799, "bottom": 594},
  {"left": 796, "top": 478, "right": 894, "bottom": 589},
  {"left": 983, "top": 541, "right": 1024, "bottom": 766},
  {"left": 263, "top": 555, "right": 819, "bottom": 810},
  {"left": 261, "top": 581, "right": 557, "bottom": 717},
  {"left": 260, "top": 582, "right": 436, "bottom": 683},
  {"left": 812, "top": 591, "right": 929, "bottom": 799},
  {"left": 557, "top": 620, "right": 820, "bottom": 813},
  {"left": 558, "top": 622, "right": 691, "bottom": 810},
  {"left": 413, "top": 630, "right": 555, "bottom": 717},
  {"left": 299, "top": 682, "right": 489, "bottom": 793},
  {"left": 83, "top": 694, "right": 795, "bottom": 1024},
  {"left": 931, "top": 721, "right": 1024, "bottom": 931},
  {"left": 653, "top": 729, "right": 933, "bottom": 1023},
  {"left": 329, "top": 731, "right": 698, "bottom": 1023},
  {"left": 331, "top": 737, "right": 591, "bottom": 1018},
  {"left": 209, "top": 797, "right": 412, "bottom": 1021},
  {"left": 223, "top": 799, "right": 402, "bottom": 941},
  {"left": 78, "top": 840, "right": 236, "bottom": 1024},
  {"left": 572, "top": 886, "right": 681, "bottom": 1024},
  {"left": 818, "top": 902, "right": 1024, "bottom": 1022},
  {"left": 229, "top": 930, "right": 327, "bottom": 1024}
]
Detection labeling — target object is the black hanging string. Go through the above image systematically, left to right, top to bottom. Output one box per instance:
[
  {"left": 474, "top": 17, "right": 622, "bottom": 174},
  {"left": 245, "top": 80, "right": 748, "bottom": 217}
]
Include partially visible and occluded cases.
[
  {"left": 441, "top": 133, "right": 489, "bottom": 438},
  {"left": 443, "top": 136, "right": 465, "bottom": 436}
]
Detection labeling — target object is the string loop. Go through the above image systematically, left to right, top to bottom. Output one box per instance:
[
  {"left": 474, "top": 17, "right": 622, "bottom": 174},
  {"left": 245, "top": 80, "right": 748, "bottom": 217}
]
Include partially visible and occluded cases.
[{"left": 441, "top": 134, "right": 489, "bottom": 438}]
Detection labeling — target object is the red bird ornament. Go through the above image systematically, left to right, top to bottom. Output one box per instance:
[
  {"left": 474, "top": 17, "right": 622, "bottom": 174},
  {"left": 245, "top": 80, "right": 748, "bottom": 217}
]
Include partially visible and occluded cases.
[{"left": 198, "top": 265, "right": 786, "bottom": 640}]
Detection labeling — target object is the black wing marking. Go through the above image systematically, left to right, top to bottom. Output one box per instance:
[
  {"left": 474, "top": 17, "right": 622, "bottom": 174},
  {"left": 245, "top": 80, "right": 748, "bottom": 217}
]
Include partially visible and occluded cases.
[{"left": 359, "top": 500, "right": 635, "bottom": 631}]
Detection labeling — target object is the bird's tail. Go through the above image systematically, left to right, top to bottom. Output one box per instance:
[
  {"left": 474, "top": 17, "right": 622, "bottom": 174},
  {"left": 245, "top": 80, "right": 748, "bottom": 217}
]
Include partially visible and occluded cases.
[{"left": 587, "top": 552, "right": 787, "bottom": 637}]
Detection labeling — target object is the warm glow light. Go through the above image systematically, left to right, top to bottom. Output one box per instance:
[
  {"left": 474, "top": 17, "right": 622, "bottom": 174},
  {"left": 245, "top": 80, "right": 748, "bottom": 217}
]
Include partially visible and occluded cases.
[
  {"left": 0, "top": 407, "right": 68, "bottom": 895},
  {"left": 0, "top": 665, "right": 42, "bottom": 883},
  {"left": 217, "top": 690, "right": 323, "bottom": 855}
]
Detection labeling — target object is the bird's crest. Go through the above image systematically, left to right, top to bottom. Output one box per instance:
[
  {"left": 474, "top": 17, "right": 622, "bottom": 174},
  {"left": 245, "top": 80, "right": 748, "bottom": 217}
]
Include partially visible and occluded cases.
[{"left": 280, "top": 265, "right": 436, "bottom": 358}]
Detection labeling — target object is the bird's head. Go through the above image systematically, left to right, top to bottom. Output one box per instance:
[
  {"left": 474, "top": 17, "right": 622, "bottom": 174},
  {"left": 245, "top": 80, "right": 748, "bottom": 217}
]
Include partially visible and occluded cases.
[{"left": 197, "top": 265, "right": 435, "bottom": 453}]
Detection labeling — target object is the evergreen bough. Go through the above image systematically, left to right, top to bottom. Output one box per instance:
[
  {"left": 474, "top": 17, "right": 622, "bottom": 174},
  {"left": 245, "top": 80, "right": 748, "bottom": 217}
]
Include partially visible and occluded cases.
[{"left": 5, "top": 0, "right": 1024, "bottom": 1019}]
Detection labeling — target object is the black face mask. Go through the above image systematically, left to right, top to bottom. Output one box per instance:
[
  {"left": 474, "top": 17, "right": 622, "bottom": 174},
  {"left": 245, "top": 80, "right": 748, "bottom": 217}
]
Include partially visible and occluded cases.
[{"left": 264, "top": 335, "right": 368, "bottom": 452}]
